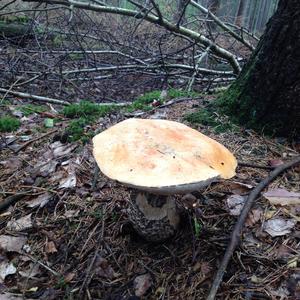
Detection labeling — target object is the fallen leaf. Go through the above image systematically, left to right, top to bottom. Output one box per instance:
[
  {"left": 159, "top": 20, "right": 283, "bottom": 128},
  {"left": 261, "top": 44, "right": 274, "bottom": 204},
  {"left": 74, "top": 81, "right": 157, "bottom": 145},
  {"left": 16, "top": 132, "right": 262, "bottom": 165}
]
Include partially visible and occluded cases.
[
  {"left": 150, "top": 111, "right": 167, "bottom": 119},
  {"left": 44, "top": 118, "right": 54, "bottom": 128},
  {"left": 52, "top": 142, "right": 77, "bottom": 158},
  {"left": 0, "top": 157, "right": 22, "bottom": 174},
  {"left": 268, "top": 159, "right": 284, "bottom": 167},
  {"left": 38, "top": 160, "right": 58, "bottom": 175},
  {"left": 59, "top": 172, "right": 76, "bottom": 189},
  {"left": 230, "top": 181, "right": 253, "bottom": 195},
  {"left": 263, "top": 188, "right": 300, "bottom": 206},
  {"left": 27, "top": 193, "right": 51, "bottom": 208},
  {"left": 226, "top": 195, "right": 246, "bottom": 216},
  {"left": 245, "top": 208, "right": 263, "bottom": 227},
  {"left": 64, "top": 210, "right": 79, "bottom": 218},
  {"left": 7, "top": 214, "right": 33, "bottom": 231},
  {"left": 264, "top": 218, "right": 296, "bottom": 237},
  {"left": 0, "top": 235, "right": 27, "bottom": 253},
  {"left": 45, "top": 241, "right": 57, "bottom": 254},
  {"left": 272, "top": 244, "right": 294, "bottom": 261},
  {"left": 94, "top": 256, "right": 116, "bottom": 279},
  {"left": 287, "top": 257, "right": 298, "bottom": 268},
  {"left": 0, "top": 260, "right": 17, "bottom": 282},
  {"left": 192, "top": 261, "right": 212, "bottom": 275},
  {"left": 19, "top": 263, "right": 40, "bottom": 278},
  {"left": 64, "top": 272, "right": 75, "bottom": 283},
  {"left": 134, "top": 273, "right": 152, "bottom": 297},
  {"left": 0, "top": 293, "right": 27, "bottom": 300}
]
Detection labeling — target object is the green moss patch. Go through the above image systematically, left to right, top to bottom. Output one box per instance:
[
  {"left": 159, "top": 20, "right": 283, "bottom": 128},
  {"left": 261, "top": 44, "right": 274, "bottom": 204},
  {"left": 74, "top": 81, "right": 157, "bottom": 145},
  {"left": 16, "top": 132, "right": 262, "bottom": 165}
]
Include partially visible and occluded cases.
[
  {"left": 127, "top": 88, "right": 201, "bottom": 112},
  {"left": 63, "top": 101, "right": 118, "bottom": 142},
  {"left": 63, "top": 101, "right": 116, "bottom": 119},
  {"left": 19, "top": 104, "right": 48, "bottom": 116},
  {"left": 184, "top": 107, "right": 238, "bottom": 134},
  {"left": 0, "top": 116, "right": 20, "bottom": 132}
]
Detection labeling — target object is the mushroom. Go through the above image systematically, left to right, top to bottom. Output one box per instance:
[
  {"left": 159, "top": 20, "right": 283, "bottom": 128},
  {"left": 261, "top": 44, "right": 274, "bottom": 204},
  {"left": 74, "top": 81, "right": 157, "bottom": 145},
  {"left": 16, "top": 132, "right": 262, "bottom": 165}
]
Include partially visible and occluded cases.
[{"left": 93, "top": 118, "right": 237, "bottom": 242}]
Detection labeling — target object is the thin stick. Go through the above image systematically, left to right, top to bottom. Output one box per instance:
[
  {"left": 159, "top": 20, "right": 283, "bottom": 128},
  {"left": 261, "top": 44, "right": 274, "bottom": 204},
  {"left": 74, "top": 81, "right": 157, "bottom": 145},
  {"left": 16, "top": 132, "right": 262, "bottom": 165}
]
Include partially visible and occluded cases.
[
  {"left": 15, "top": 129, "right": 58, "bottom": 153},
  {"left": 207, "top": 155, "right": 300, "bottom": 300},
  {"left": 238, "top": 161, "right": 273, "bottom": 170},
  {"left": 0, "top": 192, "right": 29, "bottom": 213}
]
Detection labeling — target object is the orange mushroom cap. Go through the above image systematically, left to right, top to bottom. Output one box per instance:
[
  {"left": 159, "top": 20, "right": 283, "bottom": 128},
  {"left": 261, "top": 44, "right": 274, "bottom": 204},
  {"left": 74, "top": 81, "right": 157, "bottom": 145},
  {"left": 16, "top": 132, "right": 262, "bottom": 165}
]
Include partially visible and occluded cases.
[{"left": 93, "top": 119, "right": 237, "bottom": 194}]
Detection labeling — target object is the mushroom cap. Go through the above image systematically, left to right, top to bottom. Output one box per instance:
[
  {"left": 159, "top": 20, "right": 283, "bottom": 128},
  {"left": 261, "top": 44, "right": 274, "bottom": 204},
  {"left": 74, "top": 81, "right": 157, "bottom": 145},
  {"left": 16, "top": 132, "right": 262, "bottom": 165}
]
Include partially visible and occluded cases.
[{"left": 93, "top": 118, "right": 237, "bottom": 195}]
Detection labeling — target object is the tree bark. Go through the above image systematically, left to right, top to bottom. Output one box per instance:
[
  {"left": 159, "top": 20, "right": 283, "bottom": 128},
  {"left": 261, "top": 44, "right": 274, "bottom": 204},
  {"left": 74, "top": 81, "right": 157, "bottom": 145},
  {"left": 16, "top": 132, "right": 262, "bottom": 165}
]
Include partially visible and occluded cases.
[{"left": 218, "top": 0, "right": 300, "bottom": 139}]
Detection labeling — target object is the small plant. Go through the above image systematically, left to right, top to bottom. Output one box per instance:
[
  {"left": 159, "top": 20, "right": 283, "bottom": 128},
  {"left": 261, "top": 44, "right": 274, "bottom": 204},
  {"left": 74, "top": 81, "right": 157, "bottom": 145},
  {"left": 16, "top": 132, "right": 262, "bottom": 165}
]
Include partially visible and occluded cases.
[
  {"left": 127, "top": 88, "right": 201, "bottom": 112},
  {"left": 63, "top": 101, "right": 116, "bottom": 119},
  {"left": 63, "top": 101, "right": 118, "bottom": 142},
  {"left": 19, "top": 104, "right": 47, "bottom": 116},
  {"left": 185, "top": 107, "right": 238, "bottom": 133},
  {"left": 0, "top": 116, "right": 20, "bottom": 132},
  {"left": 66, "top": 118, "right": 89, "bottom": 142},
  {"left": 194, "top": 217, "right": 202, "bottom": 239}
]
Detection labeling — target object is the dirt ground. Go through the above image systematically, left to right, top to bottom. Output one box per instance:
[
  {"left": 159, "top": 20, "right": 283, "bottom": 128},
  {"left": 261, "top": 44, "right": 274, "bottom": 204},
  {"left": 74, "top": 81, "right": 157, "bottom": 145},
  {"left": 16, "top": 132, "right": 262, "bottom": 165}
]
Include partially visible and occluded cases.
[{"left": 0, "top": 96, "right": 299, "bottom": 300}]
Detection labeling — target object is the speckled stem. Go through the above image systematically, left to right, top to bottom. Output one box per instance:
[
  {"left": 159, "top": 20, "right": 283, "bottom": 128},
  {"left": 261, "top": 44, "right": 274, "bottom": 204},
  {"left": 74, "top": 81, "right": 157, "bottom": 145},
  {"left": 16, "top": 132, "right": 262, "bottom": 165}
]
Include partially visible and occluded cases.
[{"left": 128, "top": 191, "right": 180, "bottom": 242}]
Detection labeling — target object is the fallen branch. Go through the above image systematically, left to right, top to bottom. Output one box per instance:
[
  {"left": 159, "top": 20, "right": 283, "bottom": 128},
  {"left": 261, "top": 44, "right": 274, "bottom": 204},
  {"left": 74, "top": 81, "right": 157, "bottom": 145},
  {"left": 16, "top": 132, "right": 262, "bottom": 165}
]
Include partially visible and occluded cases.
[
  {"left": 23, "top": 0, "right": 241, "bottom": 74},
  {"left": 190, "top": 0, "right": 255, "bottom": 51},
  {"left": 0, "top": 88, "right": 71, "bottom": 106},
  {"left": 15, "top": 129, "right": 58, "bottom": 153},
  {"left": 207, "top": 155, "right": 300, "bottom": 300},
  {"left": 238, "top": 161, "right": 273, "bottom": 170},
  {"left": 0, "top": 192, "right": 29, "bottom": 213}
]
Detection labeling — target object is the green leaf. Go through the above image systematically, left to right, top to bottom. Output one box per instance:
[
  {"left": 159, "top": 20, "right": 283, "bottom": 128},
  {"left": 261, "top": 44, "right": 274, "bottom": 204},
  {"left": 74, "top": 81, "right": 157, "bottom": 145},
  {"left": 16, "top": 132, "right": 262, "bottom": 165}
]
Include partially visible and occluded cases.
[{"left": 44, "top": 118, "right": 54, "bottom": 128}]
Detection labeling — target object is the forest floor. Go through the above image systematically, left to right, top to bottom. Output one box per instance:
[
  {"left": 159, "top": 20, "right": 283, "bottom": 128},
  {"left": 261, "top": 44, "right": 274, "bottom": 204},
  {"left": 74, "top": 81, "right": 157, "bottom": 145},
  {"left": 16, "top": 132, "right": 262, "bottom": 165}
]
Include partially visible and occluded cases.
[{"left": 0, "top": 93, "right": 299, "bottom": 300}]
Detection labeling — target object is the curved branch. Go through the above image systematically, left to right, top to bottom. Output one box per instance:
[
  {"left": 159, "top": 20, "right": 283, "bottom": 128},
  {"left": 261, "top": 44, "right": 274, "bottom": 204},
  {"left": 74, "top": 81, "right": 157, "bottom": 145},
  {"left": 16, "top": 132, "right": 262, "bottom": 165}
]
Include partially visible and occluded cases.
[
  {"left": 22, "top": 0, "right": 241, "bottom": 74},
  {"left": 190, "top": 0, "right": 255, "bottom": 51}
]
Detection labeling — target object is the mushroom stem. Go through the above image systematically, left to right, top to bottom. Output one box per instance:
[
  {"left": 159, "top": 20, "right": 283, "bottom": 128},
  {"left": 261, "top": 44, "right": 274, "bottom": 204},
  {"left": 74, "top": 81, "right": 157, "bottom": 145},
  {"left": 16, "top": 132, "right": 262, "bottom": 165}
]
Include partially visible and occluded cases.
[{"left": 128, "top": 191, "right": 180, "bottom": 242}]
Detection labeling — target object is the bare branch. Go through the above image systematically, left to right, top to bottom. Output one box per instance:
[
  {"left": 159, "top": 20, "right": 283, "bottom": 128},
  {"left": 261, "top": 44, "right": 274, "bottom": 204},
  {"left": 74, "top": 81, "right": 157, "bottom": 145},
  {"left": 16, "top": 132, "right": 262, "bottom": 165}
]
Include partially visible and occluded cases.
[
  {"left": 22, "top": 0, "right": 241, "bottom": 74},
  {"left": 190, "top": 0, "right": 255, "bottom": 51}
]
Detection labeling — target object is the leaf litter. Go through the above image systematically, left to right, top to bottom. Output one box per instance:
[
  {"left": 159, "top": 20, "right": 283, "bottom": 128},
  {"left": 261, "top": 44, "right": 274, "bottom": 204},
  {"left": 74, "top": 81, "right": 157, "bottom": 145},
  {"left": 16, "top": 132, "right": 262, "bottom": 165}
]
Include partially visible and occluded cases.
[{"left": 0, "top": 98, "right": 299, "bottom": 299}]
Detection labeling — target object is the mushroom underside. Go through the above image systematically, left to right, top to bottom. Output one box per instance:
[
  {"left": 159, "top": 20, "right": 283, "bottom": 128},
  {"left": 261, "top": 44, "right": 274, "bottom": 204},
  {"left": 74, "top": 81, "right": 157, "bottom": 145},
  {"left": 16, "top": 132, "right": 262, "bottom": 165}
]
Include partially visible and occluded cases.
[{"left": 128, "top": 191, "right": 180, "bottom": 242}]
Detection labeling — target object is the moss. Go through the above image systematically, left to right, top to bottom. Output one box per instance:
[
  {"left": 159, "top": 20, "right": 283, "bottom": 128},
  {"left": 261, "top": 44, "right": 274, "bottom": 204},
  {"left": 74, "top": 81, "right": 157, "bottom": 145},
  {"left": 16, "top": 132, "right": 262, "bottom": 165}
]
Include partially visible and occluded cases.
[
  {"left": 0, "top": 15, "right": 30, "bottom": 24},
  {"left": 68, "top": 53, "right": 84, "bottom": 60},
  {"left": 127, "top": 88, "right": 201, "bottom": 112},
  {"left": 63, "top": 101, "right": 117, "bottom": 119},
  {"left": 63, "top": 101, "right": 118, "bottom": 142},
  {"left": 19, "top": 104, "right": 47, "bottom": 116},
  {"left": 184, "top": 107, "right": 238, "bottom": 133},
  {"left": 0, "top": 116, "right": 20, "bottom": 132},
  {"left": 67, "top": 118, "right": 89, "bottom": 142}
]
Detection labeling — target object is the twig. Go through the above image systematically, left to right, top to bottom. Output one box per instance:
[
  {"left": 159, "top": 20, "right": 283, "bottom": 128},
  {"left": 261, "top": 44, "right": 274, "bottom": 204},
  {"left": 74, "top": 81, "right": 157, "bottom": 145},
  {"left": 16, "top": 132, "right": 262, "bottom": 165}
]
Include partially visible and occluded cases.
[
  {"left": 0, "top": 88, "right": 71, "bottom": 106},
  {"left": 15, "top": 129, "right": 58, "bottom": 153},
  {"left": 207, "top": 155, "right": 300, "bottom": 300},
  {"left": 238, "top": 161, "right": 273, "bottom": 170},
  {"left": 0, "top": 192, "right": 29, "bottom": 213}
]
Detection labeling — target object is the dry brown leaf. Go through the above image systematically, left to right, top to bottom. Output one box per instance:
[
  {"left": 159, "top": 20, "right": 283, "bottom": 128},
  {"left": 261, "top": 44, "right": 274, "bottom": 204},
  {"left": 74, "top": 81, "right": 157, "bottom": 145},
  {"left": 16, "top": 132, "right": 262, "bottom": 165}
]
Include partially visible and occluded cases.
[
  {"left": 268, "top": 159, "right": 284, "bottom": 167},
  {"left": 224, "top": 181, "right": 253, "bottom": 195},
  {"left": 263, "top": 188, "right": 300, "bottom": 206},
  {"left": 27, "top": 193, "right": 51, "bottom": 208},
  {"left": 245, "top": 208, "right": 263, "bottom": 227},
  {"left": 6, "top": 214, "right": 33, "bottom": 232},
  {"left": 0, "top": 235, "right": 27, "bottom": 253},
  {"left": 45, "top": 241, "right": 57, "bottom": 254},
  {"left": 272, "top": 244, "right": 294, "bottom": 260},
  {"left": 94, "top": 256, "right": 116, "bottom": 279},
  {"left": 64, "top": 272, "right": 75, "bottom": 283},
  {"left": 134, "top": 273, "right": 152, "bottom": 297}
]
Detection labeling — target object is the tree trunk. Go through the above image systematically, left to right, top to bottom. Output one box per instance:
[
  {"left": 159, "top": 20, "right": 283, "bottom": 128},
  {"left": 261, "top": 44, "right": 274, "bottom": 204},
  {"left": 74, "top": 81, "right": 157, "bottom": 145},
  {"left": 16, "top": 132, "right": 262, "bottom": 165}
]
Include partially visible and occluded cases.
[
  {"left": 218, "top": 0, "right": 300, "bottom": 139},
  {"left": 235, "top": 0, "right": 246, "bottom": 27}
]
